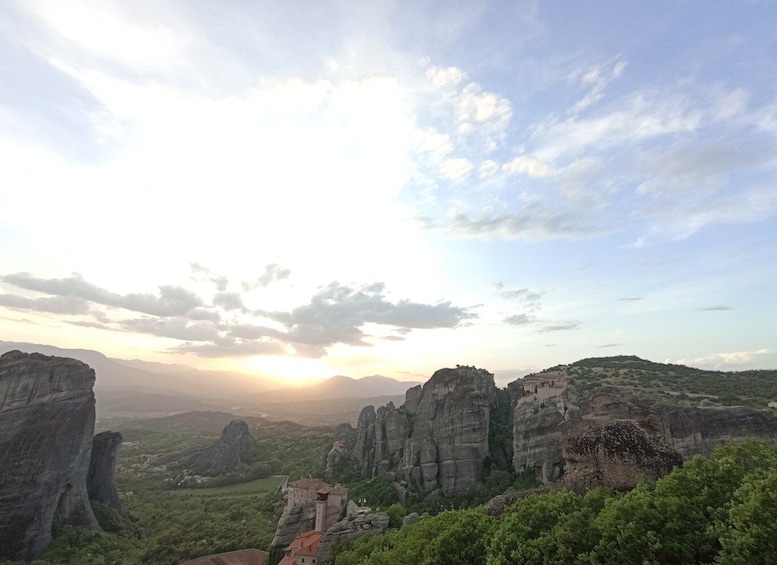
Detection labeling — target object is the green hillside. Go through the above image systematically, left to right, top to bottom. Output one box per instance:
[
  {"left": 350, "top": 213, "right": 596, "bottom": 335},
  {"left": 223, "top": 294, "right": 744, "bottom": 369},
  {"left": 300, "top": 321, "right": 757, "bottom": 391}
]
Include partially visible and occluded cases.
[{"left": 537, "top": 355, "right": 777, "bottom": 410}]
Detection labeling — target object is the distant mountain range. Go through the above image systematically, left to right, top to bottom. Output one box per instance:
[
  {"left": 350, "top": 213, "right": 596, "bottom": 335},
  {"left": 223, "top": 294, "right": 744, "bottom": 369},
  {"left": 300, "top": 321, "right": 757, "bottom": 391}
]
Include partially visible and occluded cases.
[
  {"left": 0, "top": 341, "right": 420, "bottom": 406},
  {"left": 255, "top": 374, "right": 420, "bottom": 401}
]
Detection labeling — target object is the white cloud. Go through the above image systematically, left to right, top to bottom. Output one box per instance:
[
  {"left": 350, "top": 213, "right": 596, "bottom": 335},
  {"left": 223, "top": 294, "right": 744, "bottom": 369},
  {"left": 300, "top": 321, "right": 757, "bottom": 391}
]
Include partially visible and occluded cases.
[
  {"left": 26, "top": 0, "right": 189, "bottom": 70},
  {"left": 571, "top": 57, "right": 626, "bottom": 114},
  {"left": 426, "top": 65, "right": 466, "bottom": 88},
  {"left": 456, "top": 83, "right": 512, "bottom": 147},
  {"left": 503, "top": 155, "right": 552, "bottom": 178},
  {"left": 439, "top": 158, "right": 473, "bottom": 182},
  {"left": 479, "top": 160, "right": 500, "bottom": 177},
  {"left": 672, "top": 349, "right": 771, "bottom": 370}
]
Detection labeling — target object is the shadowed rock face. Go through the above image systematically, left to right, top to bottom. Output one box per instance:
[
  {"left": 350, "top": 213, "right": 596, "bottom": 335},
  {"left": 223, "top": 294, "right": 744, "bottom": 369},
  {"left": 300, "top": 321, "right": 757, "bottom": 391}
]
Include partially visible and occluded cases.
[
  {"left": 0, "top": 350, "right": 100, "bottom": 561},
  {"left": 352, "top": 366, "right": 496, "bottom": 495},
  {"left": 512, "top": 380, "right": 777, "bottom": 484},
  {"left": 155, "top": 419, "right": 257, "bottom": 474},
  {"left": 202, "top": 419, "right": 257, "bottom": 473},
  {"left": 559, "top": 420, "right": 684, "bottom": 493},
  {"left": 88, "top": 431, "right": 124, "bottom": 513}
]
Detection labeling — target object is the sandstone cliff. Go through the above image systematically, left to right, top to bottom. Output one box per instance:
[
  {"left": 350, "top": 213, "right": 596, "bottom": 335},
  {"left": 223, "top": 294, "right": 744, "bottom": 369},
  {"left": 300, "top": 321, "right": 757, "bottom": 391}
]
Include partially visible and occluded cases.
[
  {"left": 0, "top": 350, "right": 100, "bottom": 561},
  {"left": 512, "top": 360, "right": 777, "bottom": 484},
  {"left": 351, "top": 366, "right": 496, "bottom": 495},
  {"left": 87, "top": 431, "right": 124, "bottom": 513}
]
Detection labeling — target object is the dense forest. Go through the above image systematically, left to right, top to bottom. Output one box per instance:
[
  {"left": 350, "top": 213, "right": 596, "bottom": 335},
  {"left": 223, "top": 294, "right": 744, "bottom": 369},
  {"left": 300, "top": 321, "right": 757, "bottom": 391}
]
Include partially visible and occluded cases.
[
  {"left": 4, "top": 439, "right": 774, "bottom": 564},
  {"left": 330, "top": 440, "right": 777, "bottom": 565}
]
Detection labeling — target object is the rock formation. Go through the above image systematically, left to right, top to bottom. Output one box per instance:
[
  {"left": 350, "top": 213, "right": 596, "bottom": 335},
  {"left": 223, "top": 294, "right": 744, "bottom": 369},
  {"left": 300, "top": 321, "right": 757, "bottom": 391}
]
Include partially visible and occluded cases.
[
  {"left": 0, "top": 350, "right": 100, "bottom": 561},
  {"left": 351, "top": 366, "right": 496, "bottom": 495},
  {"left": 512, "top": 367, "right": 777, "bottom": 484},
  {"left": 154, "top": 419, "right": 256, "bottom": 474},
  {"left": 558, "top": 420, "right": 684, "bottom": 493},
  {"left": 87, "top": 431, "right": 124, "bottom": 513},
  {"left": 272, "top": 501, "right": 318, "bottom": 551},
  {"left": 316, "top": 512, "right": 390, "bottom": 564}
]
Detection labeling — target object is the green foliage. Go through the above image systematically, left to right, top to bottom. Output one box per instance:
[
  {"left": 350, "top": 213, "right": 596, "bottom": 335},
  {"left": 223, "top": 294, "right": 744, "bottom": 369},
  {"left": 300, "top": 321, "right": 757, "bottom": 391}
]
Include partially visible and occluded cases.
[
  {"left": 566, "top": 356, "right": 777, "bottom": 409},
  {"left": 487, "top": 388, "right": 513, "bottom": 472},
  {"left": 333, "top": 441, "right": 777, "bottom": 565},
  {"left": 717, "top": 466, "right": 777, "bottom": 564},
  {"left": 347, "top": 477, "right": 399, "bottom": 508},
  {"left": 487, "top": 489, "right": 609, "bottom": 565},
  {"left": 90, "top": 501, "right": 133, "bottom": 534},
  {"left": 385, "top": 503, "right": 406, "bottom": 529},
  {"left": 334, "top": 509, "right": 496, "bottom": 565}
]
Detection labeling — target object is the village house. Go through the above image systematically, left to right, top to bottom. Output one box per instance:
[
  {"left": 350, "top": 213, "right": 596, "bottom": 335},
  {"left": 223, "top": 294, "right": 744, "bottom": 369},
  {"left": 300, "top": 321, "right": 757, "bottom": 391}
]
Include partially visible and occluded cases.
[{"left": 278, "top": 530, "right": 324, "bottom": 565}]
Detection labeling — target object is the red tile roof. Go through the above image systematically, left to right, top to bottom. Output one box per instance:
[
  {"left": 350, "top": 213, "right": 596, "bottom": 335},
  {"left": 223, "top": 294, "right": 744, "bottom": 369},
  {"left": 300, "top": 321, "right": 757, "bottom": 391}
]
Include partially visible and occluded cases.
[{"left": 283, "top": 530, "right": 325, "bottom": 561}]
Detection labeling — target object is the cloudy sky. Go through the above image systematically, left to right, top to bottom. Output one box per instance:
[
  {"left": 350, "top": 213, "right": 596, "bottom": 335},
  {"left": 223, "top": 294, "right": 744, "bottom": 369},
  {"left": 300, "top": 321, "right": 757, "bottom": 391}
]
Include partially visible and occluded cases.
[{"left": 1, "top": 1, "right": 776, "bottom": 384}]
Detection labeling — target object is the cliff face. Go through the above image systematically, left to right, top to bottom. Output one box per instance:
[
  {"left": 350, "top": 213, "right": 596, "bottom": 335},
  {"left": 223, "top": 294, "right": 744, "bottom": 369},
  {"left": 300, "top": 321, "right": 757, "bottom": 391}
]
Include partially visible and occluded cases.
[
  {"left": 0, "top": 350, "right": 100, "bottom": 561},
  {"left": 352, "top": 366, "right": 495, "bottom": 495},
  {"left": 512, "top": 375, "right": 777, "bottom": 484},
  {"left": 87, "top": 431, "right": 124, "bottom": 513}
]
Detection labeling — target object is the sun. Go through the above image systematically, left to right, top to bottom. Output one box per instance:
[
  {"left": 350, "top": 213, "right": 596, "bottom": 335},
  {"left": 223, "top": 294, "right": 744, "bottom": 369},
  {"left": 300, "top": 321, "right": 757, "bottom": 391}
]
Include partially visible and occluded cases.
[{"left": 239, "top": 354, "right": 332, "bottom": 385}]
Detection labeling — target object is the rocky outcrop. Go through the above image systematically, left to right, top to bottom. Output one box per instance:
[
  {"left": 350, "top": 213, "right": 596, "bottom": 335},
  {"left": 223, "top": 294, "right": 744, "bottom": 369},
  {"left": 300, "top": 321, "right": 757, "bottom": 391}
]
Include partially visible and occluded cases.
[
  {"left": 0, "top": 350, "right": 100, "bottom": 561},
  {"left": 350, "top": 366, "right": 495, "bottom": 495},
  {"left": 512, "top": 378, "right": 777, "bottom": 484},
  {"left": 155, "top": 419, "right": 256, "bottom": 474},
  {"left": 197, "top": 419, "right": 256, "bottom": 473},
  {"left": 559, "top": 420, "right": 683, "bottom": 493},
  {"left": 87, "top": 431, "right": 124, "bottom": 513},
  {"left": 270, "top": 503, "right": 317, "bottom": 551},
  {"left": 316, "top": 512, "right": 390, "bottom": 564}
]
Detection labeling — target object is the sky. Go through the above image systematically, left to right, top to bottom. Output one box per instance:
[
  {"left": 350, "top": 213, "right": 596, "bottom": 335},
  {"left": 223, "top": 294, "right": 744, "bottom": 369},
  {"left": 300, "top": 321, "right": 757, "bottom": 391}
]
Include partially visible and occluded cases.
[{"left": 1, "top": 0, "right": 776, "bottom": 385}]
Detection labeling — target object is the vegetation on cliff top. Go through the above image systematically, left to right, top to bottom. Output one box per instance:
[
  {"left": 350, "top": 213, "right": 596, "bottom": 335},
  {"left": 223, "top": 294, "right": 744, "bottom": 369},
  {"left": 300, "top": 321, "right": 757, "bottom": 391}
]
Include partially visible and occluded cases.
[{"left": 538, "top": 355, "right": 777, "bottom": 409}]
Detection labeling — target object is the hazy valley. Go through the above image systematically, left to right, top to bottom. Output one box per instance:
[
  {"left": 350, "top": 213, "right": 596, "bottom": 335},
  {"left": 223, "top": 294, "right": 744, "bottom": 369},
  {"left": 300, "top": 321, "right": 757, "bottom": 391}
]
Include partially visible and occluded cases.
[{"left": 2, "top": 345, "right": 777, "bottom": 564}]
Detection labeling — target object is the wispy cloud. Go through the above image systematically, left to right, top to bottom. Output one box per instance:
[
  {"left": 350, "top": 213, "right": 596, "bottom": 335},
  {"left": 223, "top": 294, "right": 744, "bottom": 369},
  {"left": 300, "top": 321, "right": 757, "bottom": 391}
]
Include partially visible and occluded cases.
[
  {"left": 3, "top": 273, "right": 204, "bottom": 317},
  {"left": 0, "top": 293, "right": 90, "bottom": 315},
  {"left": 700, "top": 305, "right": 733, "bottom": 311},
  {"left": 503, "top": 314, "right": 534, "bottom": 325},
  {"left": 537, "top": 321, "right": 581, "bottom": 333},
  {"left": 672, "top": 349, "right": 771, "bottom": 370}
]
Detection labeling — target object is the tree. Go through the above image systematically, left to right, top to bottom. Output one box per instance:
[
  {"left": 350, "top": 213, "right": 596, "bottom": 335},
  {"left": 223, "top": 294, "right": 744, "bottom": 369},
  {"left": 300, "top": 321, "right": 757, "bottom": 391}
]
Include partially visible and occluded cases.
[{"left": 717, "top": 466, "right": 777, "bottom": 564}]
